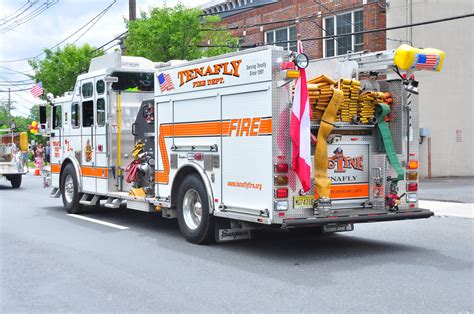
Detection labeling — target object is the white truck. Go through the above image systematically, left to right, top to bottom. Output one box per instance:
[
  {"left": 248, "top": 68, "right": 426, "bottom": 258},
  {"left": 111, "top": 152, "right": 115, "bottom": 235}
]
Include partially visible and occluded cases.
[
  {"left": 45, "top": 46, "right": 439, "bottom": 243},
  {"left": 0, "top": 130, "right": 27, "bottom": 188}
]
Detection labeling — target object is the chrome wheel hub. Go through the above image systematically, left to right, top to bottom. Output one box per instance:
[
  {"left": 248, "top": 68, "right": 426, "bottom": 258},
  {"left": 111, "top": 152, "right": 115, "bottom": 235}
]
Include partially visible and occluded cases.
[
  {"left": 64, "top": 175, "right": 75, "bottom": 203},
  {"left": 182, "top": 189, "right": 202, "bottom": 230}
]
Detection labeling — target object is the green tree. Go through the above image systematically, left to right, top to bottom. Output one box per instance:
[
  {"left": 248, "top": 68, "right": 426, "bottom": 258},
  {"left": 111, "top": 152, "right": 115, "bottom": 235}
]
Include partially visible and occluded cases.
[
  {"left": 124, "top": 5, "right": 238, "bottom": 62},
  {"left": 28, "top": 44, "right": 103, "bottom": 97}
]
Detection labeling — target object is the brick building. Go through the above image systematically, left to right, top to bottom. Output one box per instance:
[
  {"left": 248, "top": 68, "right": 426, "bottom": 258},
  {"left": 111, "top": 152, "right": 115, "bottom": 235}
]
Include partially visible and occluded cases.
[{"left": 201, "top": 0, "right": 387, "bottom": 60}]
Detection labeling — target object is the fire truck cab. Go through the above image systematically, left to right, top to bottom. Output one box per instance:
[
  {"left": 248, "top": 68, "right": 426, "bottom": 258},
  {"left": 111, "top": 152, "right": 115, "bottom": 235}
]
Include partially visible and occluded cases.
[{"left": 47, "top": 46, "right": 439, "bottom": 244}]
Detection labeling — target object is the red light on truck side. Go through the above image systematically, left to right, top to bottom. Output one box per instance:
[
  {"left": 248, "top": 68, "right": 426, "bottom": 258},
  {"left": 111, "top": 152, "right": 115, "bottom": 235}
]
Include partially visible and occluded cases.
[
  {"left": 275, "top": 162, "right": 288, "bottom": 173},
  {"left": 407, "top": 182, "right": 418, "bottom": 192},
  {"left": 275, "top": 188, "right": 288, "bottom": 198}
]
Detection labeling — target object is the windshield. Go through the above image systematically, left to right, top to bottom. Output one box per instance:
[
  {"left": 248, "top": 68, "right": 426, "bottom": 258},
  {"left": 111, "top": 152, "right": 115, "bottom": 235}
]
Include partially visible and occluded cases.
[{"left": 111, "top": 71, "right": 154, "bottom": 92}]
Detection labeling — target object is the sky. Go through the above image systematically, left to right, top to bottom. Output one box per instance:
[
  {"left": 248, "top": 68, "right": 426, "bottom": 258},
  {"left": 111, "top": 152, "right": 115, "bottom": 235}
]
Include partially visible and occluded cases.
[{"left": 0, "top": 0, "right": 211, "bottom": 117}]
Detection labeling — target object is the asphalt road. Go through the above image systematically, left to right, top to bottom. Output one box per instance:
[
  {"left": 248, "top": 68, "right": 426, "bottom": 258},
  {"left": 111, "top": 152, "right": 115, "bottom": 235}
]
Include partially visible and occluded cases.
[{"left": 1, "top": 175, "right": 473, "bottom": 312}]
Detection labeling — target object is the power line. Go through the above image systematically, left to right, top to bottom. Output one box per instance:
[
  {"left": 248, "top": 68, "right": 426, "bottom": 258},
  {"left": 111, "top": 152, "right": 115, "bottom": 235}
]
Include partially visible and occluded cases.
[
  {"left": 0, "top": 0, "right": 117, "bottom": 63},
  {"left": 0, "top": 1, "right": 59, "bottom": 34},
  {"left": 0, "top": 1, "right": 31, "bottom": 24},
  {"left": 91, "top": 30, "right": 128, "bottom": 54},
  {"left": 0, "top": 65, "right": 34, "bottom": 76},
  {"left": 0, "top": 87, "right": 32, "bottom": 92}
]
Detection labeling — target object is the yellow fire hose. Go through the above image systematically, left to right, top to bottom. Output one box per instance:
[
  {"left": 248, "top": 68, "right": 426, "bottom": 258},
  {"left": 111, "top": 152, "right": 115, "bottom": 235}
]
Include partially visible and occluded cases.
[
  {"left": 314, "top": 89, "right": 343, "bottom": 198},
  {"left": 117, "top": 92, "right": 122, "bottom": 183}
]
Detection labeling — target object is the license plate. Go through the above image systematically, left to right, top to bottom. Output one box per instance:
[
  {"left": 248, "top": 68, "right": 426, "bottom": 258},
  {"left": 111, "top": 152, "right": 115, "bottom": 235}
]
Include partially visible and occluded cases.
[
  {"left": 293, "top": 196, "right": 314, "bottom": 209},
  {"left": 323, "top": 223, "right": 354, "bottom": 233}
]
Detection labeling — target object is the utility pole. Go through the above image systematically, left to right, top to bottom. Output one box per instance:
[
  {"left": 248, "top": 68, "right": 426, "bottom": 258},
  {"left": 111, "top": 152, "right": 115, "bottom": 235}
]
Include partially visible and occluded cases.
[
  {"left": 129, "top": 0, "right": 136, "bottom": 21},
  {"left": 7, "top": 88, "right": 11, "bottom": 122}
]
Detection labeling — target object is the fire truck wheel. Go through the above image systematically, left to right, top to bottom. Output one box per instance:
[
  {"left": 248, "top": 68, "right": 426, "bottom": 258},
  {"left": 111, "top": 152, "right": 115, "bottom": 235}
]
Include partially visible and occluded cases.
[
  {"left": 61, "top": 164, "right": 83, "bottom": 214},
  {"left": 177, "top": 174, "right": 215, "bottom": 244},
  {"left": 10, "top": 175, "right": 22, "bottom": 188}
]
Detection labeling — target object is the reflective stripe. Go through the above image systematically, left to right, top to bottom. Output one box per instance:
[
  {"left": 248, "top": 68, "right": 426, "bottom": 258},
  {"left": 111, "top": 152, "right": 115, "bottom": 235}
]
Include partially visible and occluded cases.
[
  {"left": 51, "top": 163, "right": 61, "bottom": 173},
  {"left": 81, "top": 166, "right": 108, "bottom": 178}
]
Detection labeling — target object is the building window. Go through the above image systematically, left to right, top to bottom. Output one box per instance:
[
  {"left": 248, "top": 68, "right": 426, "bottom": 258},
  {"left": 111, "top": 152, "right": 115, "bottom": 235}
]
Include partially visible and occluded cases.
[
  {"left": 323, "top": 10, "right": 363, "bottom": 57},
  {"left": 265, "top": 26, "right": 297, "bottom": 52}
]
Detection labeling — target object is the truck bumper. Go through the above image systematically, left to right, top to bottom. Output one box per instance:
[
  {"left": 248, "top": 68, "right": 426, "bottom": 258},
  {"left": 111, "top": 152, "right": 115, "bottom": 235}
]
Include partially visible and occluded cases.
[
  {"left": 0, "top": 172, "right": 27, "bottom": 176},
  {"left": 282, "top": 209, "right": 434, "bottom": 228}
]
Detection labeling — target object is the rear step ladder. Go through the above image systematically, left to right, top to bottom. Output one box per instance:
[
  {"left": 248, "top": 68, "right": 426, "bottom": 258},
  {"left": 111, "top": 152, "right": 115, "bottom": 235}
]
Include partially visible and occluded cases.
[
  {"left": 79, "top": 194, "right": 100, "bottom": 206},
  {"left": 104, "top": 197, "right": 122, "bottom": 209}
]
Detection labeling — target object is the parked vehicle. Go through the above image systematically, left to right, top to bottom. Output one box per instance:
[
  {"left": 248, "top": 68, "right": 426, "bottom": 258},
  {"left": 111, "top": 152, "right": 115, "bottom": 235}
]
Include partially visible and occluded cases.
[{"left": 0, "top": 131, "right": 28, "bottom": 188}]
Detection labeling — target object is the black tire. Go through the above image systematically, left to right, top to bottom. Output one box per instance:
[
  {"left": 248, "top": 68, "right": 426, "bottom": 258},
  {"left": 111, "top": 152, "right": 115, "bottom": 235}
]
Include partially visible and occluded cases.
[
  {"left": 61, "top": 164, "right": 83, "bottom": 214},
  {"left": 177, "top": 174, "right": 215, "bottom": 244},
  {"left": 10, "top": 175, "right": 22, "bottom": 188}
]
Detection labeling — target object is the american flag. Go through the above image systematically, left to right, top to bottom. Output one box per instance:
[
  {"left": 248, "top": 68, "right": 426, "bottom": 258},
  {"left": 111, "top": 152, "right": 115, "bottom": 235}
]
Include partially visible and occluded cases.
[
  {"left": 415, "top": 54, "right": 439, "bottom": 70},
  {"left": 157, "top": 73, "right": 174, "bottom": 92},
  {"left": 30, "top": 81, "right": 44, "bottom": 97}
]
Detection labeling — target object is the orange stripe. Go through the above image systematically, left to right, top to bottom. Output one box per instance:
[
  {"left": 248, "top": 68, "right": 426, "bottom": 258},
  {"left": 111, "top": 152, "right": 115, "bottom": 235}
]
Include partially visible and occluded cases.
[
  {"left": 155, "top": 117, "right": 272, "bottom": 185},
  {"left": 259, "top": 118, "right": 272, "bottom": 134},
  {"left": 51, "top": 163, "right": 61, "bottom": 173},
  {"left": 81, "top": 166, "right": 108, "bottom": 178},
  {"left": 315, "top": 183, "right": 369, "bottom": 199}
]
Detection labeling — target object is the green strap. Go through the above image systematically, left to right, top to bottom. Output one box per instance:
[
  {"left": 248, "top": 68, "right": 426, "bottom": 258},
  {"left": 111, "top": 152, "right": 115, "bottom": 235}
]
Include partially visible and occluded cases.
[{"left": 375, "top": 103, "right": 404, "bottom": 182}]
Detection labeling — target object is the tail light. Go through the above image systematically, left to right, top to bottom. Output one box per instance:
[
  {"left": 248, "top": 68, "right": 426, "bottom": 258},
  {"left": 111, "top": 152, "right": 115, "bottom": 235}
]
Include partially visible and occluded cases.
[
  {"left": 407, "top": 160, "right": 419, "bottom": 170},
  {"left": 275, "top": 162, "right": 289, "bottom": 173},
  {"left": 406, "top": 171, "right": 418, "bottom": 181},
  {"left": 274, "top": 175, "right": 288, "bottom": 186},
  {"left": 407, "top": 182, "right": 418, "bottom": 192},
  {"left": 275, "top": 188, "right": 288, "bottom": 198},
  {"left": 406, "top": 193, "right": 417, "bottom": 203},
  {"left": 274, "top": 200, "right": 289, "bottom": 211}
]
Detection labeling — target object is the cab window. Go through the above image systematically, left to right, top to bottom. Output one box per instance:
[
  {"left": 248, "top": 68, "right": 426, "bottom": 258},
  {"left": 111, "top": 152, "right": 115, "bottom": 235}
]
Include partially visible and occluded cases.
[
  {"left": 111, "top": 72, "right": 154, "bottom": 92},
  {"left": 96, "top": 80, "right": 105, "bottom": 94},
  {"left": 82, "top": 82, "right": 93, "bottom": 98},
  {"left": 97, "top": 98, "right": 105, "bottom": 127},
  {"left": 82, "top": 100, "right": 94, "bottom": 127},
  {"left": 71, "top": 103, "right": 80, "bottom": 128},
  {"left": 53, "top": 105, "right": 62, "bottom": 129}
]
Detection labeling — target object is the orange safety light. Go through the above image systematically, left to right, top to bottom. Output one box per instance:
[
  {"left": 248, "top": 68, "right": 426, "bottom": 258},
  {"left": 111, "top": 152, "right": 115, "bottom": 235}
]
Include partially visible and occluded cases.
[
  {"left": 285, "top": 70, "right": 300, "bottom": 79},
  {"left": 407, "top": 160, "right": 419, "bottom": 170},
  {"left": 406, "top": 171, "right": 418, "bottom": 181},
  {"left": 274, "top": 175, "right": 289, "bottom": 186}
]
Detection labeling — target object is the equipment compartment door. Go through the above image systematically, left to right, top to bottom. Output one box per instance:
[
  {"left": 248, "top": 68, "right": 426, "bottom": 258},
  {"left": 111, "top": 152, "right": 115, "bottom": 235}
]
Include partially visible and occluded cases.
[
  {"left": 95, "top": 78, "right": 108, "bottom": 194},
  {"left": 80, "top": 79, "right": 96, "bottom": 193},
  {"left": 221, "top": 86, "right": 273, "bottom": 214}
]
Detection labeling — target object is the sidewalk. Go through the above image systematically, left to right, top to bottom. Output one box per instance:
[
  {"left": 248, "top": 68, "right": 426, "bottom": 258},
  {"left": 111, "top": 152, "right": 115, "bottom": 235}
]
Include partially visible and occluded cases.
[
  {"left": 418, "top": 177, "right": 474, "bottom": 219},
  {"left": 419, "top": 177, "right": 474, "bottom": 203}
]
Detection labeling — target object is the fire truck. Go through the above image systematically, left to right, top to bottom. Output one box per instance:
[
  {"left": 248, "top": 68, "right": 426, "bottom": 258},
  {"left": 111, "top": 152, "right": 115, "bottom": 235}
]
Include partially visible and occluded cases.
[
  {"left": 44, "top": 45, "right": 443, "bottom": 243},
  {"left": 0, "top": 130, "right": 28, "bottom": 188}
]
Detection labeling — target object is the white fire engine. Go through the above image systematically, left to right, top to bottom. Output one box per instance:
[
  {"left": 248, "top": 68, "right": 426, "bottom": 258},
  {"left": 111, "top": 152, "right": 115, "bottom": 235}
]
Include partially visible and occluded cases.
[{"left": 44, "top": 45, "right": 442, "bottom": 243}]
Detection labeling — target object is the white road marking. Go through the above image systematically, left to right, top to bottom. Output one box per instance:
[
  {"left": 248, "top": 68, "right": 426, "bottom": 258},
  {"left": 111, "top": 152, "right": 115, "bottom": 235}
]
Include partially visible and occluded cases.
[
  {"left": 419, "top": 200, "right": 474, "bottom": 219},
  {"left": 67, "top": 214, "right": 130, "bottom": 230}
]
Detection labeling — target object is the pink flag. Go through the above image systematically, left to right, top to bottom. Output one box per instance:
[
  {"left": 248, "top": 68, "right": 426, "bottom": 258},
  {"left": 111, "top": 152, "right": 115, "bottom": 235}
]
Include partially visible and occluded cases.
[{"left": 290, "top": 41, "right": 312, "bottom": 192}]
